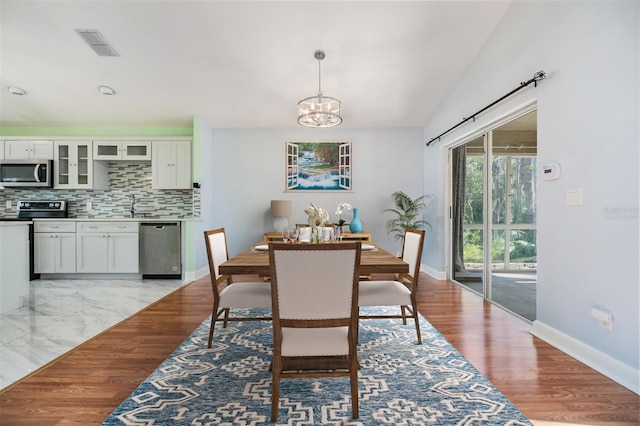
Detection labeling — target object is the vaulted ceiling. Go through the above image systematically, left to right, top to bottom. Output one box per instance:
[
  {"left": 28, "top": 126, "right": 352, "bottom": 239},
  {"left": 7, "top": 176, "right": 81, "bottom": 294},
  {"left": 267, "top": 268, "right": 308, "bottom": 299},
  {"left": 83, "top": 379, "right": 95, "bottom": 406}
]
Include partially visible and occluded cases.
[{"left": 0, "top": 1, "right": 512, "bottom": 129}]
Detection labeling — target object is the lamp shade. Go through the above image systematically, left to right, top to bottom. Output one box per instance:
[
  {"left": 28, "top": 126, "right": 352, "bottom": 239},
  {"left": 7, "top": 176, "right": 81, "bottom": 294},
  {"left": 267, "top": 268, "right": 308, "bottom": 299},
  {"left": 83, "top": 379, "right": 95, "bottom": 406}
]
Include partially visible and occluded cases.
[
  {"left": 271, "top": 200, "right": 292, "bottom": 217},
  {"left": 271, "top": 200, "right": 292, "bottom": 232}
]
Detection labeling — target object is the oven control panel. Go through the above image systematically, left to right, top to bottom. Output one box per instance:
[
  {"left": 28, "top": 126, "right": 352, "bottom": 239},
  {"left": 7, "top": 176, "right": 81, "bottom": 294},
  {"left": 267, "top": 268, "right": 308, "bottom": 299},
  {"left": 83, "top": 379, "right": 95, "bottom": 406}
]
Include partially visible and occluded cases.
[{"left": 17, "top": 200, "right": 68, "bottom": 218}]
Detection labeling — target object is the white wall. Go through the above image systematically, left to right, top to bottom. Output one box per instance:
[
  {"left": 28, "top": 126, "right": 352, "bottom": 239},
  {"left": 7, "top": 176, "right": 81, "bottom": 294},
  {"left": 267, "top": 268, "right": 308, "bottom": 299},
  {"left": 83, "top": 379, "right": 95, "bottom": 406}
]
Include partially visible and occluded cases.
[
  {"left": 423, "top": 1, "right": 639, "bottom": 392},
  {"left": 186, "top": 115, "right": 216, "bottom": 281},
  {"left": 205, "top": 127, "right": 424, "bottom": 258}
]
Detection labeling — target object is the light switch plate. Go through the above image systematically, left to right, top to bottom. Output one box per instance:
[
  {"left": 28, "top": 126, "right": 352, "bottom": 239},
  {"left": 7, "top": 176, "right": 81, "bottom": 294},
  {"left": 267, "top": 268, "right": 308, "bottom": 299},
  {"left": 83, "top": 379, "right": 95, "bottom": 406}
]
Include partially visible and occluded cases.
[
  {"left": 566, "top": 188, "right": 583, "bottom": 205},
  {"left": 5, "top": 200, "right": 12, "bottom": 209}
]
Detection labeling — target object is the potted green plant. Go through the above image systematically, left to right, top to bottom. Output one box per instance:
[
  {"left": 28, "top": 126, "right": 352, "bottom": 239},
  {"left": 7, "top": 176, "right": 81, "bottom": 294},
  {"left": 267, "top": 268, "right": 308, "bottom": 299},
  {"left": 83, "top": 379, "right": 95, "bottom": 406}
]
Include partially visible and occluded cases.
[{"left": 383, "top": 191, "right": 433, "bottom": 241}]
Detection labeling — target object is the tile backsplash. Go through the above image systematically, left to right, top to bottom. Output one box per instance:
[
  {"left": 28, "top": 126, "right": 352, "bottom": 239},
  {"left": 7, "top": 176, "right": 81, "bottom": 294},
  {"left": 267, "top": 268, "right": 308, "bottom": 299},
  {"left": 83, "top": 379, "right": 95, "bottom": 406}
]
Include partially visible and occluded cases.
[{"left": 0, "top": 163, "right": 197, "bottom": 218}]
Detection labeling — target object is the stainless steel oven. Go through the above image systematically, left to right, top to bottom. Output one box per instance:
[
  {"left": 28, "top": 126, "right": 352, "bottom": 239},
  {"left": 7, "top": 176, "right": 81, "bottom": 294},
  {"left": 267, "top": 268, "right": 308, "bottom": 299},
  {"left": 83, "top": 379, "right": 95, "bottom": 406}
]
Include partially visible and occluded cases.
[{"left": 0, "top": 160, "right": 53, "bottom": 188}]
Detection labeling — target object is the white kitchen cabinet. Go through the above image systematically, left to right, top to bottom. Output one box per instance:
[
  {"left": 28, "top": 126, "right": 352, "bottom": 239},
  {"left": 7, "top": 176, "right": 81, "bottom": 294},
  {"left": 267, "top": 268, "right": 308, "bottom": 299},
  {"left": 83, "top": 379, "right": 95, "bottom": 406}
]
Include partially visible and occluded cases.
[
  {"left": 4, "top": 140, "right": 54, "bottom": 160},
  {"left": 151, "top": 140, "right": 191, "bottom": 189},
  {"left": 0, "top": 141, "right": 4, "bottom": 160},
  {"left": 54, "top": 141, "right": 108, "bottom": 189},
  {"left": 93, "top": 141, "right": 151, "bottom": 161},
  {"left": 34, "top": 221, "right": 76, "bottom": 273},
  {"left": 76, "top": 222, "right": 139, "bottom": 273},
  {"left": 35, "top": 233, "right": 76, "bottom": 273}
]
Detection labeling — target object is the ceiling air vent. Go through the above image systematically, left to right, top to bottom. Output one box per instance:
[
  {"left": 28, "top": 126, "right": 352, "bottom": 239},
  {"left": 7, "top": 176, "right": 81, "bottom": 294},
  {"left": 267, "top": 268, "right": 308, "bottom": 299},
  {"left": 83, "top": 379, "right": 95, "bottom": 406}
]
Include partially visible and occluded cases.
[{"left": 75, "top": 29, "right": 119, "bottom": 57}]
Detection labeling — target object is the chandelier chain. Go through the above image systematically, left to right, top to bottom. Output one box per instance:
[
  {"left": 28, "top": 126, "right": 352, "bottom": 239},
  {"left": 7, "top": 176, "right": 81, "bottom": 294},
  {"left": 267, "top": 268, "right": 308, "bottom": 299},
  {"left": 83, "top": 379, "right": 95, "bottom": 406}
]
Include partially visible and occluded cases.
[{"left": 317, "top": 58, "right": 322, "bottom": 96}]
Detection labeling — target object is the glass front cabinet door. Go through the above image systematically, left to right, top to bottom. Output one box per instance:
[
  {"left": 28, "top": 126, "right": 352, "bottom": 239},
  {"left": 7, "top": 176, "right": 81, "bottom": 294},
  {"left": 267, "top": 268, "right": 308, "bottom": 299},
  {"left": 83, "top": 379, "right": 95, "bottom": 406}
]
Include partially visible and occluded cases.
[
  {"left": 54, "top": 141, "right": 107, "bottom": 189},
  {"left": 93, "top": 141, "right": 151, "bottom": 161}
]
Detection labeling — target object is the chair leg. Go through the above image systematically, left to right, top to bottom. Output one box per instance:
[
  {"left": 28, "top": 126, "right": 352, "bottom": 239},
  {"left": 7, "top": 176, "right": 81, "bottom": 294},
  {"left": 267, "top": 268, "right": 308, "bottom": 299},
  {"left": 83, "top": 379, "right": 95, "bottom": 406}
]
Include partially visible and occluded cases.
[
  {"left": 207, "top": 301, "right": 220, "bottom": 348},
  {"left": 412, "top": 303, "right": 422, "bottom": 345},
  {"left": 401, "top": 305, "right": 408, "bottom": 325},
  {"left": 222, "top": 308, "right": 230, "bottom": 328},
  {"left": 356, "top": 308, "right": 360, "bottom": 344},
  {"left": 349, "top": 354, "right": 359, "bottom": 419},
  {"left": 271, "top": 356, "right": 282, "bottom": 422}
]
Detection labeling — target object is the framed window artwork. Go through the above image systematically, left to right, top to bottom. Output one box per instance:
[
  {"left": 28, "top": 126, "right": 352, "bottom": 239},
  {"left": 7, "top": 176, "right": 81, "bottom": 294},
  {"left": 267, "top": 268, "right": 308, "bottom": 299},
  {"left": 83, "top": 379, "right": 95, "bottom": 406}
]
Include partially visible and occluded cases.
[{"left": 285, "top": 142, "right": 351, "bottom": 192}]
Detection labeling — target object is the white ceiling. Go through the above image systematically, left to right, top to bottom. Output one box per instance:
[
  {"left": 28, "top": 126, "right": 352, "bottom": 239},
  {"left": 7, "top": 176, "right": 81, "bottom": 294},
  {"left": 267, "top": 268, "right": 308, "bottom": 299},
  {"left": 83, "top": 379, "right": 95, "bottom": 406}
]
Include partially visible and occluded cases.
[{"left": 0, "top": 1, "right": 512, "bottom": 129}]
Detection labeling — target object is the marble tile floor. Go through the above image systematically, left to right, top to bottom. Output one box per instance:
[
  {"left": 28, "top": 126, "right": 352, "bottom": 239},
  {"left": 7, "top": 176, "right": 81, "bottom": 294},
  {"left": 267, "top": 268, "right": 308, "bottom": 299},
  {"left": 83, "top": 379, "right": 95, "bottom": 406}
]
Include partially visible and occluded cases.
[{"left": 0, "top": 277, "right": 189, "bottom": 390}]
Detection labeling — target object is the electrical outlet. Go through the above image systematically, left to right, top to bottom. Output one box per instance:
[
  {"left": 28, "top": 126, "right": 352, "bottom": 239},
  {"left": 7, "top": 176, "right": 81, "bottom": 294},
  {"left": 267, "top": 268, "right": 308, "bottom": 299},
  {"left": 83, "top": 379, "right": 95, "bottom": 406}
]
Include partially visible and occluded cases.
[
  {"left": 5, "top": 200, "right": 12, "bottom": 209},
  {"left": 86, "top": 201, "right": 92, "bottom": 211},
  {"left": 591, "top": 308, "right": 613, "bottom": 331}
]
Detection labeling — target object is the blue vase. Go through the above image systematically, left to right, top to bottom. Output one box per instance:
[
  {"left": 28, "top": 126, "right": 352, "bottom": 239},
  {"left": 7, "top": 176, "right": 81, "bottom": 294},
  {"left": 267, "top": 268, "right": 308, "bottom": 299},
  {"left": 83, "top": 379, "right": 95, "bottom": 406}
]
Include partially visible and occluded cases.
[{"left": 349, "top": 208, "right": 363, "bottom": 233}]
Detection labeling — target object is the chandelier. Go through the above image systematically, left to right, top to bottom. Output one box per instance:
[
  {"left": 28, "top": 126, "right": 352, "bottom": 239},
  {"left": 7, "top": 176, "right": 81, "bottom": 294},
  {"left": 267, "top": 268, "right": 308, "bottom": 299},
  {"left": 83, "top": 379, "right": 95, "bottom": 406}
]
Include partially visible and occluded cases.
[{"left": 297, "top": 50, "right": 342, "bottom": 128}]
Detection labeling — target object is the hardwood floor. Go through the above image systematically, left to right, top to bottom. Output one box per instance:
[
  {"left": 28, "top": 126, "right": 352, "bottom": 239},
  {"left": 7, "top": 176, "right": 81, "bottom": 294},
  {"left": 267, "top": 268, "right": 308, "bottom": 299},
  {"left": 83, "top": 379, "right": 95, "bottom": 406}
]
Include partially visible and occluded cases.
[{"left": 0, "top": 273, "right": 637, "bottom": 425}]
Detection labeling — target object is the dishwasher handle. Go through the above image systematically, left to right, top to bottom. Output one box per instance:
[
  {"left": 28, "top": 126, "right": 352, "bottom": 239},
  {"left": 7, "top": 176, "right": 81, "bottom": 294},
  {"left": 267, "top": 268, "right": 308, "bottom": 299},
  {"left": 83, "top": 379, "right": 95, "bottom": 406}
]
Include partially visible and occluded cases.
[{"left": 140, "top": 222, "right": 179, "bottom": 229}]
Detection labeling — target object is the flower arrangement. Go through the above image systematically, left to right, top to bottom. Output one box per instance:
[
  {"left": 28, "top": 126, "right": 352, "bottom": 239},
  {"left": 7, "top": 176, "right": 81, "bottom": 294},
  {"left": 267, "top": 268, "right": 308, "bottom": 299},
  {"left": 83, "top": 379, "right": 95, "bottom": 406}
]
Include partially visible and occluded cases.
[{"left": 335, "top": 202, "right": 352, "bottom": 227}]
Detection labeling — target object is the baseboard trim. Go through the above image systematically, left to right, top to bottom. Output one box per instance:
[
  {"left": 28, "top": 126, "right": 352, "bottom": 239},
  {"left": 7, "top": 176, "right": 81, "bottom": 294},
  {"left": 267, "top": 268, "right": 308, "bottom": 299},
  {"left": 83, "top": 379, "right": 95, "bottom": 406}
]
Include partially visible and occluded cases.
[
  {"left": 421, "top": 264, "right": 446, "bottom": 280},
  {"left": 184, "top": 266, "right": 209, "bottom": 283},
  {"left": 531, "top": 320, "right": 639, "bottom": 394}
]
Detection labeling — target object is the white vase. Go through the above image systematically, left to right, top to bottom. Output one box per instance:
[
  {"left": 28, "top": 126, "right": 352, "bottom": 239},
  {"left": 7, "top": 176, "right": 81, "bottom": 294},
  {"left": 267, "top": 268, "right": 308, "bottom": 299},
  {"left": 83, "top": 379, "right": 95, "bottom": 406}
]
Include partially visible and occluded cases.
[{"left": 310, "top": 226, "right": 320, "bottom": 243}]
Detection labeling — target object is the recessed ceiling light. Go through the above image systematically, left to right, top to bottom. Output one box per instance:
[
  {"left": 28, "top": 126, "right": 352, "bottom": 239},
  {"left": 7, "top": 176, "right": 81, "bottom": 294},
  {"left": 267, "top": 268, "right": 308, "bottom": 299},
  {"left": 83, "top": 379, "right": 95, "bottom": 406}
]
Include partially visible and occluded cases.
[
  {"left": 99, "top": 85, "right": 116, "bottom": 96},
  {"left": 8, "top": 86, "right": 26, "bottom": 96}
]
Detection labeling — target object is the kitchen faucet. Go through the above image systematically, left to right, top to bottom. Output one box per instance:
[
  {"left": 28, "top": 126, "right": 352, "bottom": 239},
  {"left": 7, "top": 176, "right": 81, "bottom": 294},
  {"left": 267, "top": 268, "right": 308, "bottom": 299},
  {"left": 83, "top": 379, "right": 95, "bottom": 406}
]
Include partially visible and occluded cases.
[{"left": 130, "top": 194, "right": 136, "bottom": 218}]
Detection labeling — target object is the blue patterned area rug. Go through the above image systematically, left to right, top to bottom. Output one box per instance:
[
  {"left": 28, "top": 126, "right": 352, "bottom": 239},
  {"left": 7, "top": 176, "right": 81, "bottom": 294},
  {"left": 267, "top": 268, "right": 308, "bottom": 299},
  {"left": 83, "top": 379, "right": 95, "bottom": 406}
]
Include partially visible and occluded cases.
[{"left": 103, "top": 307, "right": 531, "bottom": 425}]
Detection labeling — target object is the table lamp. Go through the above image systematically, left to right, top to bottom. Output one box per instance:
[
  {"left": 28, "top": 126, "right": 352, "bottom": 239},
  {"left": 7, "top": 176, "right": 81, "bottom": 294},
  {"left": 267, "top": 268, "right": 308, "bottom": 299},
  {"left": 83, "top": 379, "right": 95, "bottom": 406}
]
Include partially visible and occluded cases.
[{"left": 271, "top": 200, "right": 292, "bottom": 232}]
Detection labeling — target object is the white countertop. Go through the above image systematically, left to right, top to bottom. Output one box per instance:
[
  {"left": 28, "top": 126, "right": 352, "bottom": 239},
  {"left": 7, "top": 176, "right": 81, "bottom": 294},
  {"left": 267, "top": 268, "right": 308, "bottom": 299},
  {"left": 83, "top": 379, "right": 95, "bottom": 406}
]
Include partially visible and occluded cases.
[
  {"left": 0, "top": 217, "right": 200, "bottom": 224},
  {"left": 68, "top": 217, "right": 199, "bottom": 222}
]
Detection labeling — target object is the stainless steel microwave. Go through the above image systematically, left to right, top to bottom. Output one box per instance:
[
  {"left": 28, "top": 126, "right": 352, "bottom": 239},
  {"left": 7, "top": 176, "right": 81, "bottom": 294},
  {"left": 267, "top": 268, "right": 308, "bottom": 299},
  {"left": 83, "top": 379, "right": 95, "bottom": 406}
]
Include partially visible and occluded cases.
[{"left": 0, "top": 160, "right": 53, "bottom": 188}]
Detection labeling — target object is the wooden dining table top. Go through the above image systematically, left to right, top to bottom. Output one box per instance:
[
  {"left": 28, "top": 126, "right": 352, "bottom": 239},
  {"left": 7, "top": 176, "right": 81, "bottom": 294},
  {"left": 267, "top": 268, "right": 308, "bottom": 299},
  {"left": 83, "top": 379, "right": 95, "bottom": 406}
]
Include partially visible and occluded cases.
[{"left": 219, "top": 241, "right": 409, "bottom": 276}]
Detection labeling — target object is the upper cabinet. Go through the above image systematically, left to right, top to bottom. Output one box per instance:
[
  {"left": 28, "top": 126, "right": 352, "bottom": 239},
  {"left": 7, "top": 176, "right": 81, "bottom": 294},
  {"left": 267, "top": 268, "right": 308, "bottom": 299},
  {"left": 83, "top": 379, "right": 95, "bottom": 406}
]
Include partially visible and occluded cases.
[
  {"left": 4, "top": 140, "right": 54, "bottom": 160},
  {"left": 151, "top": 140, "right": 191, "bottom": 189},
  {"left": 0, "top": 141, "right": 4, "bottom": 160},
  {"left": 54, "top": 141, "right": 108, "bottom": 189},
  {"left": 94, "top": 141, "right": 151, "bottom": 161}
]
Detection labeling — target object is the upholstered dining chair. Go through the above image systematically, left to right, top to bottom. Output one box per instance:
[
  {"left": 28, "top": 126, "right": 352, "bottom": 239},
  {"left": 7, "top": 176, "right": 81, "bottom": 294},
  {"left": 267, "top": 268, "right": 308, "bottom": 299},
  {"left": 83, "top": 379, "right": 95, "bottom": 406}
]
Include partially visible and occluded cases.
[
  {"left": 203, "top": 228, "right": 272, "bottom": 348},
  {"left": 358, "top": 228, "right": 426, "bottom": 344},
  {"left": 268, "top": 242, "right": 362, "bottom": 422}
]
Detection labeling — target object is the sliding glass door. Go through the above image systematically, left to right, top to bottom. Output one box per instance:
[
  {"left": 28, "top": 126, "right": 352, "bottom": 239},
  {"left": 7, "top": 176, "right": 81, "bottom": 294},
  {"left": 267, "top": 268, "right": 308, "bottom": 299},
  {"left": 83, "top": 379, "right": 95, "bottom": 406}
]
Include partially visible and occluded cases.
[{"left": 450, "top": 110, "right": 537, "bottom": 321}]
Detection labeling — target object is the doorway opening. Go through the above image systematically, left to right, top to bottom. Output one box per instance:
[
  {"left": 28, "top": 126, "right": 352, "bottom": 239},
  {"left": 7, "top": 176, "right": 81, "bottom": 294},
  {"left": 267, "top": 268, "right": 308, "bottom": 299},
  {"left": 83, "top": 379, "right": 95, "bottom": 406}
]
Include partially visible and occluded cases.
[{"left": 450, "top": 110, "right": 537, "bottom": 321}]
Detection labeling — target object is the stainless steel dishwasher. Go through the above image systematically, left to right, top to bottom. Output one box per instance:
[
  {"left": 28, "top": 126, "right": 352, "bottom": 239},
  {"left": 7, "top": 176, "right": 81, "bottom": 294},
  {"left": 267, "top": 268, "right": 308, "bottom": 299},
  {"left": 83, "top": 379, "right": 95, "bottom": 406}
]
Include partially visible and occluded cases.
[{"left": 139, "top": 222, "right": 181, "bottom": 278}]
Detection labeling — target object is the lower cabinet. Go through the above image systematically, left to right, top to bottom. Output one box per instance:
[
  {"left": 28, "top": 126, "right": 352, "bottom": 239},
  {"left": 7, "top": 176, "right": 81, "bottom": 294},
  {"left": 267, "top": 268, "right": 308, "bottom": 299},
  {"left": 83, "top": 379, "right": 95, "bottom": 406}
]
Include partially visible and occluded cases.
[
  {"left": 34, "top": 222, "right": 76, "bottom": 273},
  {"left": 76, "top": 222, "right": 139, "bottom": 273}
]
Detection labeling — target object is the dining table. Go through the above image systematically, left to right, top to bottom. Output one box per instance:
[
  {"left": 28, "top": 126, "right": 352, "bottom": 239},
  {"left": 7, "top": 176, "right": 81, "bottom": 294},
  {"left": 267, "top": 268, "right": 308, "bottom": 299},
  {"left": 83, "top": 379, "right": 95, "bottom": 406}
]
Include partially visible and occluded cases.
[
  {"left": 218, "top": 240, "right": 408, "bottom": 372},
  {"left": 218, "top": 241, "right": 409, "bottom": 277}
]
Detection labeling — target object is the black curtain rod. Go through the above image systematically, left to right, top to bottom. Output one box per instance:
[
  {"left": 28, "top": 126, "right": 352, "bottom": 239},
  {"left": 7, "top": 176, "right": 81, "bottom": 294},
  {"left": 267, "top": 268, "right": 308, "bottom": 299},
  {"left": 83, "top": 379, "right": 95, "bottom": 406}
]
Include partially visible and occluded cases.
[{"left": 426, "top": 70, "right": 546, "bottom": 147}]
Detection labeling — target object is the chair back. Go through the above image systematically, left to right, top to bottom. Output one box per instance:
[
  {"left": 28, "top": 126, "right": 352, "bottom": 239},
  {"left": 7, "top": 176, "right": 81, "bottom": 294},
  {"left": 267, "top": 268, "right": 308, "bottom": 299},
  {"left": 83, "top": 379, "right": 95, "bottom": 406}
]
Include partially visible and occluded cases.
[
  {"left": 204, "top": 228, "right": 230, "bottom": 293},
  {"left": 400, "top": 228, "right": 426, "bottom": 286},
  {"left": 269, "top": 242, "right": 361, "bottom": 324}
]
